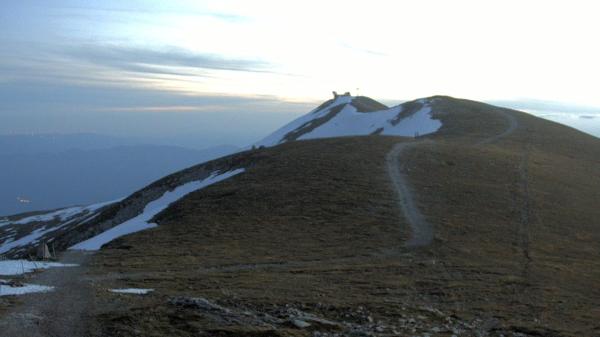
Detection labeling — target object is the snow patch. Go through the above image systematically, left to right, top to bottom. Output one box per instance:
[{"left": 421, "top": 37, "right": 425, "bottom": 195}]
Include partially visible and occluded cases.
[
  {"left": 255, "top": 95, "right": 353, "bottom": 147},
  {"left": 254, "top": 96, "right": 442, "bottom": 147},
  {"left": 299, "top": 103, "right": 441, "bottom": 140},
  {"left": 380, "top": 106, "right": 441, "bottom": 137},
  {"left": 70, "top": 168, "right": 245, "bottom": 251},
  {"left": 3, "top": 198, "right": 120, "bottom": 227},
  {"left": 0, "top": 216, "right": 84, "bottom": 254},
  {"left": 0, "top": 260, "right": 78, "bottom": 276},
  {"left": 0, "top": 282, "right": 54, "bottom": 296},
  {"left": 110, "top": 288, "right": 154, "bottom": 294}
]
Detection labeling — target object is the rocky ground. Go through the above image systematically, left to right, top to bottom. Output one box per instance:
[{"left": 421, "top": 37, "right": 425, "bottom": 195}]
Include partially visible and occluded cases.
[{"left": 0, "top": 251, "right": 99, "bottom": 337}]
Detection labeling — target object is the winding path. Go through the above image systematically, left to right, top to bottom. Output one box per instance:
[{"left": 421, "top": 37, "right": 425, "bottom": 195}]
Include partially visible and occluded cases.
[
  {"left": 386, "top": 108, "right": 520, "bottom": 247},
  {"left": 476, "top": 109, "right": 519, "bottom": 145}
]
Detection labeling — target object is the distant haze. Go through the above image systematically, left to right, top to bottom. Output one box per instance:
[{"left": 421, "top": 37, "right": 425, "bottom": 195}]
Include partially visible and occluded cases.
[{"left": 0, "top": 134, "right": 238, "bottom": 216}]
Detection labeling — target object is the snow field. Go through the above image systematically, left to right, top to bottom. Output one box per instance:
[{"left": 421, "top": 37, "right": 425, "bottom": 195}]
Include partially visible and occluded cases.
[
  {"left": 255, "top": 96, "right": 442, "bottom": 146},
  {"left": 70, "top": 169, "right": 245, "bottom": 250},
  {"left": 0, "top": 260, "right": 78, "bottom": 276}
]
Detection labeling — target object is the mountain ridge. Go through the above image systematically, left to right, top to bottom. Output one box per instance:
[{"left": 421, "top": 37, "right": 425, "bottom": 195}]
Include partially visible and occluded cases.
[
  {"left": 1, "top": 94, "right": 599, "bottom": 336},
  {"left": 2, "top": 94, "right": 597, "bottom": 258},
  {"left": 255, "top": 94, "right": 441, "bottom": 147}
]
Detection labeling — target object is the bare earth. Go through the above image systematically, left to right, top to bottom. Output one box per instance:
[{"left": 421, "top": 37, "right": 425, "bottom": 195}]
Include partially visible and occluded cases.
[
  {"left": 386, "top": 141, "right": 434, "bottom": 247},
  {"left": 0, "top": 251, "right": 97, "bottom": 337}
]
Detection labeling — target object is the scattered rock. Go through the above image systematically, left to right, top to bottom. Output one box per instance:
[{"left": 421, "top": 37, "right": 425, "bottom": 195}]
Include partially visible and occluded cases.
[
  {"left": 0, "top": 279, "right": 24, "bottom": 287},
  {"left": 169, "top": 296, "right": 229, "bottom": 313},
  {"left": 166, "top": 298, "right": 514, "bottom": 337},
  {"left": 291, "top": 319, "right": 311, "bottom": 329}
]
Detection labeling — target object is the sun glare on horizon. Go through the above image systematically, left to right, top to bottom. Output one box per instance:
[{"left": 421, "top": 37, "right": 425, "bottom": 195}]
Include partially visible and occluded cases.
[{"left": 1, "top": 0, "right": 599, "bottom": 138}]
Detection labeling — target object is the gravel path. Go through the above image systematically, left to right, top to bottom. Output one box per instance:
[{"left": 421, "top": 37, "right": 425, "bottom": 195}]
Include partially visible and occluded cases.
[
  {"left": 386, "top": 109, "right": 520, "bottom": 247},
  {"left": 476, "top": 109, "right": 519, "bottom": 145},
  {"left": 386, "top": 142, "right": 434, "bottom": 247},
  {"left": 0, "top": 250, "right": 95, "bottom": 337}
]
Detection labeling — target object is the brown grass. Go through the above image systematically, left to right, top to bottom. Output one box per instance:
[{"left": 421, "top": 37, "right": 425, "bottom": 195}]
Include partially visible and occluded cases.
[{"left": 8, "top": 97, "right": 598, "bottom": 336}]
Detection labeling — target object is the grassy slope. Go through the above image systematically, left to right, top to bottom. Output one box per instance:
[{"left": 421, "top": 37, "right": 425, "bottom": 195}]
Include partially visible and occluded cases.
[
  {"left": 27, "top": 97, "right": 600, "bottom": 336},
  {"left": 410, "top": 98, "right": 600, "bottom": 335}
]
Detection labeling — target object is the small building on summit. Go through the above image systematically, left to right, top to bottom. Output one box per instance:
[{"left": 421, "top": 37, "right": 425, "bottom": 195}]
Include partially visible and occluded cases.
[{"left": 332, "top": 91, "right": 351, "bottom": 99}]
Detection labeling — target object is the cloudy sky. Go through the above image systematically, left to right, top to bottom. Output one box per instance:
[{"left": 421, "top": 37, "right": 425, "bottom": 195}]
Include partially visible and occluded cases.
[{"left": 1, "top": 0, "right": 599, "bottom": 144}]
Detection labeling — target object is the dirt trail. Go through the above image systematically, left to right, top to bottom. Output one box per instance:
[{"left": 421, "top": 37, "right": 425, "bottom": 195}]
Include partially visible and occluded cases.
[
  {"left": 386, "top": 109, "right": 520, "bottom": 247},
  {"left": 476, "top": 109, "right": 519, "bottom": 145},
  {"left": 517, "top": 141, "right": 533, "bottom": 268},
  {"left": 386, "top": 142, "right": 434, "bottom": 247},
  {"left": 0, "top": 250, "right": 96, "bottom": 337}
]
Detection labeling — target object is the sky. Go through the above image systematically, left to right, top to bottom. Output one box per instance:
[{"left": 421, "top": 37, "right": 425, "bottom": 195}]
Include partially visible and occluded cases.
[{"left": 1, "top": 0, "right": 599, "bottom": 145}]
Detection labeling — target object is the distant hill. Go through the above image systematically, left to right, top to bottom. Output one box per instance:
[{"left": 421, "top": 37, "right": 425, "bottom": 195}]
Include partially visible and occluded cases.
[
  {"left": 0, "top": 133, "right": 137, "bottom": 155},
  {"left": 0, "top": 143, "right": 238, "bottom": 215}
]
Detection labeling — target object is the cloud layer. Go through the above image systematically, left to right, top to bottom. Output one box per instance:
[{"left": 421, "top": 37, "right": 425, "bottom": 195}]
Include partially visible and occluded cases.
[
  {"left": 1, "top": 1, "right": 599, "bottom": 140},
  {"left": 67, "top": 44, "right": 270, "bottom": 75}
]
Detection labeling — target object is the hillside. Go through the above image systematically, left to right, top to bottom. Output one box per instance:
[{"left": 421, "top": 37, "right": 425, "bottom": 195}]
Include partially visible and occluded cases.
[{"left": 1, "top": 95, "right": 599, "bottom": 337}]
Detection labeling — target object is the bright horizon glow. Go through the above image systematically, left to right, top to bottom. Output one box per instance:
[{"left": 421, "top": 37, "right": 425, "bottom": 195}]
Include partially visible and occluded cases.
[{"left": 1, "top": 0, "right": 599, "bottom": 139}]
